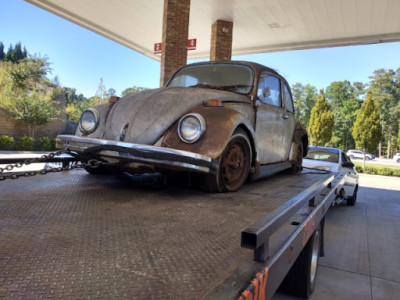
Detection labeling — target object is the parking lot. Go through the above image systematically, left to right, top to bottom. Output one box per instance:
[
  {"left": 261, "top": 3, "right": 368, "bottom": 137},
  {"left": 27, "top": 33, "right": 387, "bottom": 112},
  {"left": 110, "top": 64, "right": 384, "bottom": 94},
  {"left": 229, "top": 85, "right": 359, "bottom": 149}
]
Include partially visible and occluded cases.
[
  {"left": 354, "top": 157, "right": 400, "bottom": 166},
  {"left": 1, "top": 164, "right": 400, "bottom": 299}
]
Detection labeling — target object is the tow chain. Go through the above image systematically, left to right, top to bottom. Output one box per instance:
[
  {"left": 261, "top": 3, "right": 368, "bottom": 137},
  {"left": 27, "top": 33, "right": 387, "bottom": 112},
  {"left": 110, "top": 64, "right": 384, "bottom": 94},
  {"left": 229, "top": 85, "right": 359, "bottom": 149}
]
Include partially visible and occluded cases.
[{"left": 0, "top": 149, "right": 104, "bottom": 181}]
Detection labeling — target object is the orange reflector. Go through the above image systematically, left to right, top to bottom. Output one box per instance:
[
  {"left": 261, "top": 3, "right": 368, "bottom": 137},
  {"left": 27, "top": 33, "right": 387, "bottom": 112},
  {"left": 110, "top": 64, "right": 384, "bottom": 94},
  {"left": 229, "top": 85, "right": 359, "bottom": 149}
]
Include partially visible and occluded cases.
[{"left": 206, "top": 99, "right": 223, "bottom": 107}]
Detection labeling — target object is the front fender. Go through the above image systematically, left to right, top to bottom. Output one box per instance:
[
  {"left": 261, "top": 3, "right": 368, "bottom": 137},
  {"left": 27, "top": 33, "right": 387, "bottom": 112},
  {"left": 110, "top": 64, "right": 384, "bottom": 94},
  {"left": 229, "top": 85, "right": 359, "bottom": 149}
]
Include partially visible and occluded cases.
[
  {"left": 76, "top": 102, "right": 116, "bottom": 138},
  {"left": 162, "top": 106, "right": 255, "bottom": 159}
]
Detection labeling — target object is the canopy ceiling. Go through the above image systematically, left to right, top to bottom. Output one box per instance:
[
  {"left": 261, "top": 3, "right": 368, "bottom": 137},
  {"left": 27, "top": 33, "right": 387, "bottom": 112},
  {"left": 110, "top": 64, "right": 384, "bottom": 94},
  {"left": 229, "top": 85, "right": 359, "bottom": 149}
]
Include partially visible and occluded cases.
[{"left": 26, "top": 0, "right": 400, "bottom": 61}]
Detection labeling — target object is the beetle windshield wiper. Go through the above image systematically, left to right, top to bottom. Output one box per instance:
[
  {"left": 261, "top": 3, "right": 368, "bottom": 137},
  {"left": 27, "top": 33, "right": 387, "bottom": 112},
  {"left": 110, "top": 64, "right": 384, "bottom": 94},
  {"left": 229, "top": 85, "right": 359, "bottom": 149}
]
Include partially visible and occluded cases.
[
  {"left": 189, "top": 83, "right": 250, "bottom": 91},
  {"left": 189, "top": 83, "right": 219, "bottom": 89}
]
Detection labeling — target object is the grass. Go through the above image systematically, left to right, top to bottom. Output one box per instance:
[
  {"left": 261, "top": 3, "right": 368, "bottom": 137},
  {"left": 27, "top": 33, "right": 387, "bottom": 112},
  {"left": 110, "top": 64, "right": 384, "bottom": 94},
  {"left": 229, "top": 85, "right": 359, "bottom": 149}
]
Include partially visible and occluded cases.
[{"left": 353, "top": 161, "right": 400, "bottom": 177}]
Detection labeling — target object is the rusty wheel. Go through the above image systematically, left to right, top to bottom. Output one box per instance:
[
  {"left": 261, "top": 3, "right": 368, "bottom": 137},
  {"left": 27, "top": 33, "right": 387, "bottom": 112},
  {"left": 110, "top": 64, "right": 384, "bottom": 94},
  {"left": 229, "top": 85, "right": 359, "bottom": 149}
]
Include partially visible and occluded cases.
[{"left": 216, "top": 130, "right": 251, "bottom": 192}]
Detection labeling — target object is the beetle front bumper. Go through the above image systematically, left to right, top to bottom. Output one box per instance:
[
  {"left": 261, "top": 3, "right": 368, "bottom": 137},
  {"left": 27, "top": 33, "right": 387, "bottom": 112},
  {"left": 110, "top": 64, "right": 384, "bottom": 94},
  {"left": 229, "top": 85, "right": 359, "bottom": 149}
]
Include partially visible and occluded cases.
[{"left": 56, "top": 135, "right": 218, "bottom": 174}]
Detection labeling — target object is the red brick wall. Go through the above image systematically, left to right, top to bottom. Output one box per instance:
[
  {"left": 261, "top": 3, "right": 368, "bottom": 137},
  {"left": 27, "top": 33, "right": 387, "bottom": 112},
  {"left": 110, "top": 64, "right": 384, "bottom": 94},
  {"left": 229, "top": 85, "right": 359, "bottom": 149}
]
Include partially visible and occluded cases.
[
  {"left": 160, "top": 0, "right": 191, "bottom": 86},
  {"left": 210, "top": 20, "right": 233, "bottom": 61},
  {"left": 0, "top": 93, "right": 67, "bottom": 139},
  {"left": 0, "top": 109, "right": 66, "bottom": 139}
]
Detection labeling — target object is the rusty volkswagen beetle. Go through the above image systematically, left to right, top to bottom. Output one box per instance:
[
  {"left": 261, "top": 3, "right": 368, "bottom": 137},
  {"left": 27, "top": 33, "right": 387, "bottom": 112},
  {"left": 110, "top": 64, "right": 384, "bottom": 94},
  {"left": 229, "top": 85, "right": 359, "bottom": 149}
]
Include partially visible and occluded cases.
[{"left": 56, "top": 61, "right": 308, "bottom": 192}]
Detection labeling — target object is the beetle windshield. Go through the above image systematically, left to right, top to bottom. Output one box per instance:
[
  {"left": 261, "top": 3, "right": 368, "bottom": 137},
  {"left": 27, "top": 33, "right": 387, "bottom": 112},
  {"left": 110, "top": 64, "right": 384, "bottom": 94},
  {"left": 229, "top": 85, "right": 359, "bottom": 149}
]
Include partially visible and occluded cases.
[{"left": 167, "top": 64, "right": 254, "bottom": 94}]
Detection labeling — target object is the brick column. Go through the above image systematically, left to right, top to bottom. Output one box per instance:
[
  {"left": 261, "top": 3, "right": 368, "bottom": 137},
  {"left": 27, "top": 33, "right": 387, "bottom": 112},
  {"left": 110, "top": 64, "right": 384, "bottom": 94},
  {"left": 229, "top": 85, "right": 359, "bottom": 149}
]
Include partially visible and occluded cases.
[
  {"left": 160, "top": 0, "right": 191, "bottom": 87},
  {"left": 210, "top": 20, "right": 233, "bottom": 61}
]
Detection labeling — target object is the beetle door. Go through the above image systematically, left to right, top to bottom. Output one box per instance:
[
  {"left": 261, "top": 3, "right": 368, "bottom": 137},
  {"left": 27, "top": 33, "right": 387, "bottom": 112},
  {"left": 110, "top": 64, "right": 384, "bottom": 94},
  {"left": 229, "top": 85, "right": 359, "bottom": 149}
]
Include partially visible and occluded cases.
[{"left": 255, "top": 73, "right": 295, "bottom": 164}]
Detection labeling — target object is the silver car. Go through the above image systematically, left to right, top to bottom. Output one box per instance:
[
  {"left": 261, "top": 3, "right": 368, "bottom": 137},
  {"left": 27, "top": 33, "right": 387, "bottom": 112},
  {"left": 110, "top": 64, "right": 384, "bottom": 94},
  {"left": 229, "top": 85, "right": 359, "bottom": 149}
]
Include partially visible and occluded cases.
[
  {"left": 57, "top": 61, "right": 308, "bottom": 192},
  {"left": 303, "top": 146, "right": 359, "bottom": 205},
  {"left": 346, "top": 149, "right": 375, "bottom": 160},
  {"left": 394, "top": 153, "right": 400, "bottom": 163}
]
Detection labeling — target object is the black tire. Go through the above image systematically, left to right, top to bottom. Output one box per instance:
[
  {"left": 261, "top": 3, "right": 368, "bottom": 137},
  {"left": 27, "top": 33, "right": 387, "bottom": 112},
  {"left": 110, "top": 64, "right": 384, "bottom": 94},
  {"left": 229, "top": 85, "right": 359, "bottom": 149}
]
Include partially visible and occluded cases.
[
  {"left": 205, "top": 129, "right": 251, "bottom": 192},
  {"left": 288, "top": 141, "right": 303, "bottom": 175},
  {"left": 365, "top": 156, "right": 371, "bottom": 161},
  {"left": 84, "top": 164, "right": 112, "bottom": 175},
  {"left": 346, "top": 185, "right": 358, "bottom": 206},
  {"left": 281, "top": 225, "right": 321, "bottom": 298}
]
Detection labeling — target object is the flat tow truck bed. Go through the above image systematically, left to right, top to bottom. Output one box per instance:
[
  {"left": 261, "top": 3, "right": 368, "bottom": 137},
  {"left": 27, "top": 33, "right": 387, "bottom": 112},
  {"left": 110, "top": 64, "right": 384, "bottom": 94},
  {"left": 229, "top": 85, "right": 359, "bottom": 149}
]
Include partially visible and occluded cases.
[{"left": 1, "top": 169, "right": 335, "bottom": 299}]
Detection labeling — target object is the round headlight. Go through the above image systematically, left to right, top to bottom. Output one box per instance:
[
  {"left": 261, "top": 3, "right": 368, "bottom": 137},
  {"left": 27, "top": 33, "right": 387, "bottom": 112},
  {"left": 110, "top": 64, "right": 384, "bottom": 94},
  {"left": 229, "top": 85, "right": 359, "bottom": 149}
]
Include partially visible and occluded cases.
[
  {"left": 79, "top": 109, "right": 99, "bottom": 134},
  {"left": 178, "top": 113, "right": 206, "bottom": 144}
]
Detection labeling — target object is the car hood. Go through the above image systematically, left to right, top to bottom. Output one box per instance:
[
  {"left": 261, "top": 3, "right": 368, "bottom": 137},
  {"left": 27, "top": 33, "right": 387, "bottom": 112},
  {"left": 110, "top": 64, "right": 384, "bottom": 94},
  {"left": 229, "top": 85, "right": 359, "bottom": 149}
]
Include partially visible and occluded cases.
[{"left": 103, "top": 87, "right": 250, "bottom": 144}]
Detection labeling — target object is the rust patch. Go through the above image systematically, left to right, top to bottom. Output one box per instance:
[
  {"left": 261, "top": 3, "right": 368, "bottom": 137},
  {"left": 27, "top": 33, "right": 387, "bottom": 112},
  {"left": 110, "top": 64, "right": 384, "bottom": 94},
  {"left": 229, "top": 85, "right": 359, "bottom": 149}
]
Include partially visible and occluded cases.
[
  {"left": 162, "top": 106, "right": 244, "bottom": 159},
  {"left": 303, "top": 215, "right": 316, "bottom": 247},
  {"left": 238, "top": 267, "right": 269, "bottom": 300}
]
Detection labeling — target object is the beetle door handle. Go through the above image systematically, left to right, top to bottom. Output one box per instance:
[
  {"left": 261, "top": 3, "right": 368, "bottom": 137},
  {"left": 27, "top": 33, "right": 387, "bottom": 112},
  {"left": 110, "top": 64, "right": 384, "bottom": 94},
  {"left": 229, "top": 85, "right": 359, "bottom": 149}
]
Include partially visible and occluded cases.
[{"left": 282, "top": 114, "right": 289, "bottom": 119}]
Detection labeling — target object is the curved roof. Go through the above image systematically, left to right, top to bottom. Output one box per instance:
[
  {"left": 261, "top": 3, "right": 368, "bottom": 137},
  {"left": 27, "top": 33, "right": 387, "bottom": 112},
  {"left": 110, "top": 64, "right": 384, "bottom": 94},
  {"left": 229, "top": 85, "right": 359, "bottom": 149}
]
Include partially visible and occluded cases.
[{"left": 26, "top": 0, "right": 400, "bottom": 61}]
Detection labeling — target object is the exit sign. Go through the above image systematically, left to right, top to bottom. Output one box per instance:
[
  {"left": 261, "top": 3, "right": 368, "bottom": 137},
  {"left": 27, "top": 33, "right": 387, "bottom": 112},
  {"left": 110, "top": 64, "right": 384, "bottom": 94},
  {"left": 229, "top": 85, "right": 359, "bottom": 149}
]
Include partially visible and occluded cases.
[
  {"left": 187, "top": 38, "right": 196, "bottom": 50},
  {"left": 154, "top": 39, "right": 197, "bottom": 54},
  {"left": 154, "top": 42, "right": 162, "bottom": 54}
]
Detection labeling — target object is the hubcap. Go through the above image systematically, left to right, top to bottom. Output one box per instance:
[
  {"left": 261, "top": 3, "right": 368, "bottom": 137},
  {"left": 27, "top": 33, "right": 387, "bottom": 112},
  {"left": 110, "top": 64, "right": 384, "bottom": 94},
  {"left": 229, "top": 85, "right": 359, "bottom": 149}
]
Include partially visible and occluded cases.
[{"left": 310, "top": 230, "right": 320, "bottom": 287}]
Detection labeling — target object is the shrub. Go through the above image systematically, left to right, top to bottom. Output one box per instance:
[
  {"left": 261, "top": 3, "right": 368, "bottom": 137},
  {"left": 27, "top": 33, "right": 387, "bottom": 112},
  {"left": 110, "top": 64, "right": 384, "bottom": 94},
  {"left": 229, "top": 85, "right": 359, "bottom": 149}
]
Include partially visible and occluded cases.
[
  {"left": 0, "top": 135, "right": 15, "bottom": 150},
  {"left": 15, "top": 136, "right": 35, "bottom": 151},
  {"left": 38, "top": 136, "right": 52, "bottom": 151},
  {"left": 52, "top": 138, "right": 57, "bottom": 150},
  {"left": 355, "top": 164, "right": 400, "bottom": 177}
]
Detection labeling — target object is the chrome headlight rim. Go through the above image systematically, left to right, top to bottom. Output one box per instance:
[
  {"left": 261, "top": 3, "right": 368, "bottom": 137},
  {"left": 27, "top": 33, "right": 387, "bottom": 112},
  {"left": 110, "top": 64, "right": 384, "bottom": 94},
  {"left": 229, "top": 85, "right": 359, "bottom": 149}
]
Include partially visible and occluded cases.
[
  {"left": 79, "top": 109, "right": 100, "bottom": 134},
  {"left": 178, "top": 113, "right": 206, "bottom": 144}
]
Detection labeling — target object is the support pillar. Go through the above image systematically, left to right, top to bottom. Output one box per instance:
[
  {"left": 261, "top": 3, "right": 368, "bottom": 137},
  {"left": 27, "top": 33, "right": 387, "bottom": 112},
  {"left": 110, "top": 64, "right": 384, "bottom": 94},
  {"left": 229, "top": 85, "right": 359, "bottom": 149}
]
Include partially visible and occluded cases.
[
  {"left": 160, "top": 0, "right": 190, "bottom": 87},
  {"left": 210, "top": 20, "right": 233, "bottom": 61}
]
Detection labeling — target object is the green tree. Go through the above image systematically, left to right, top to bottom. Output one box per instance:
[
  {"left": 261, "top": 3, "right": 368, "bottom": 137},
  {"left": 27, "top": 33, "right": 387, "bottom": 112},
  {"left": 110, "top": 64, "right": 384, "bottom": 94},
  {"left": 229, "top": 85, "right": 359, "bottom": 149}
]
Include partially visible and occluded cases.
[
  {"left": 0, "top": 42, "right": 4, "bottom": 61},
  {"left": 5, "top": 42, "right": 27, "bottom": 63},
  {"left": 0, "top": 54, "right": 61, "bottom": 137},
  {"left": 27, "top": 55, "right": 52, "bottom": 86},
  {"left": 3, "top": 56, "right": 52, "bottom": 92},
  {"left": 7, "top": 59, "right": 31, "bottom": 90},
  {"left": 0, "top": 61, "right": 15, "bottom": 107},
  {"left": 369, "top": 68, "right": 400, "bottom": 157},
  {"left": 65, "top": 78, "right": 109, "bottom": 123},
  {"left": 325, "top": 80, "right": 365, "bottom": 150},
  {"left": 353, "top": 81, "right": 367, "bottom": 99},
  {"left": 291, "top": 83, "right": 318, "bottom": 129},
  {"left": 121, "top": 86, "right": 147, "bottom": 97},
  {"left": 64, "top": 87, "right": 86, "bottom": 105},
  {"left": 107, "top": 88, "right": 116, "bottom": 97},
  {"left": 6, "top": 90, "right": 60, "bottom": 137},
  {"left": 352, "top": 91, "right": 382, "bottom": 166},
  {"left": 308, "top": 94, "right": 335, "bottom": 146},
  {"left": 66, "top": 98, "right": 93, "bottom": 123},
  {"left": 398, "top": 122, "right": 400, "bottom": 150}
]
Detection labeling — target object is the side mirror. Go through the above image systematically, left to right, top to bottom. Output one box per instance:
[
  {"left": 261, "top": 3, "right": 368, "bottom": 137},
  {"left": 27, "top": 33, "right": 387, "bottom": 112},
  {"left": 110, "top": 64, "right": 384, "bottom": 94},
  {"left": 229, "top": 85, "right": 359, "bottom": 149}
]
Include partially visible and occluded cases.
[{"left": 342, "top": 161, "right": 354, "bottom": 168}]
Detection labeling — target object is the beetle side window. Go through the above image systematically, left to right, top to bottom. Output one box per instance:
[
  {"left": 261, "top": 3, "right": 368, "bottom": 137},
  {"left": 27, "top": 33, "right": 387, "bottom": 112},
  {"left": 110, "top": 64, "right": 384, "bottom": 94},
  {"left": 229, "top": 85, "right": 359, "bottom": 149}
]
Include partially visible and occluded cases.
[
  {"left": 257, "top": 74, "right": 281, "bottom": 107},
  {"left": 284, "top": 84, "right": 294, "bottom": 113}
]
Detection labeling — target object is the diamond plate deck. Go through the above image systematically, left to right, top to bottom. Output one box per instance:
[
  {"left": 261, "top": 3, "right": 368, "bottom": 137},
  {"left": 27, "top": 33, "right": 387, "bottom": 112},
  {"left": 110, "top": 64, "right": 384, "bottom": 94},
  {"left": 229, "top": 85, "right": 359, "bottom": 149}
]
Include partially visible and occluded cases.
[{"left": 0, "top": 170, "right": 325, "bottom": 299}]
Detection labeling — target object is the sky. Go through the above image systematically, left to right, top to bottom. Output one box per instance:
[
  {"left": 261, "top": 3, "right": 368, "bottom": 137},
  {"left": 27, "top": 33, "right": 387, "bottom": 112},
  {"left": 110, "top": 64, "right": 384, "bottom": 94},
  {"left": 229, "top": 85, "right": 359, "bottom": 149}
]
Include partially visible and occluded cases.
[{"left": 1, "top": 0, "right": 400, "bottom": 98}]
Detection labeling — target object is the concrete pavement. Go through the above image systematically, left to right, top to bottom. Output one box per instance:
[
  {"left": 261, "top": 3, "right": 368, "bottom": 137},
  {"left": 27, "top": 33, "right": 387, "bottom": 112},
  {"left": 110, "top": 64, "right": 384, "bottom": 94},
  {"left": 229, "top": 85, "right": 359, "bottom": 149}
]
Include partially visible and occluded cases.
[{"left": 274, "top": 174, "right": 400, "bottom": 300}]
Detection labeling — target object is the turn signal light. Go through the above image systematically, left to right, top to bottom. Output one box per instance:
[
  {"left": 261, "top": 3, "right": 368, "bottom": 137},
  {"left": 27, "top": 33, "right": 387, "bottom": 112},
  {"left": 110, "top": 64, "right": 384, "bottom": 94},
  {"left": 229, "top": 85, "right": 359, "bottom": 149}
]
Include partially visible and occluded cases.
[
  {"left": 109, "top": 96, "right": 120, "bottom": 103},
  {"left": 206, "top": 99, "right": 223, "bottom": 107}
]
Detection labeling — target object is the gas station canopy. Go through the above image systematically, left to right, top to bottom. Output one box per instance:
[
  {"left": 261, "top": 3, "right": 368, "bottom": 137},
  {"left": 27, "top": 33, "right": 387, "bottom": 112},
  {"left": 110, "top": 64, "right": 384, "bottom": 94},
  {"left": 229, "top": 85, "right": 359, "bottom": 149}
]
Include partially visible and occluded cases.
[{"left": 26, "top": 0, "right": 400, "bottom": 61}]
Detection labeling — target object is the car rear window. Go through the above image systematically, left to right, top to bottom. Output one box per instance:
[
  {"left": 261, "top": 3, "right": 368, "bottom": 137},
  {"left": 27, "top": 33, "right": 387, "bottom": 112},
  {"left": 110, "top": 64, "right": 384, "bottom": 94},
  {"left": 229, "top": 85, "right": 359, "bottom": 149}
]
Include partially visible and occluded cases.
[{"left": 306, "top": 147, "right": 339, "bottom": 163}]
